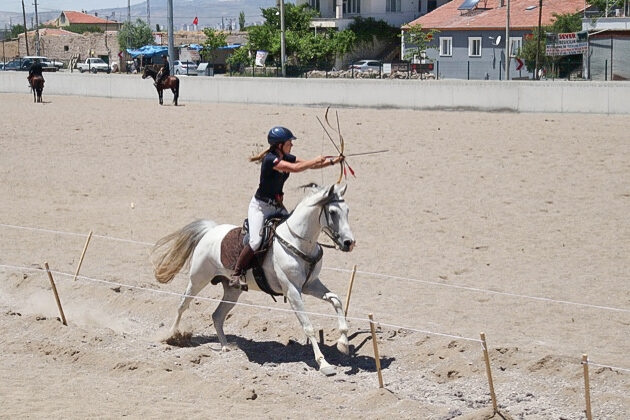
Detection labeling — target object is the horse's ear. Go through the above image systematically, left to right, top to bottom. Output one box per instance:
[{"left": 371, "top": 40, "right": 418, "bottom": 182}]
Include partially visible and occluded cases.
[
  {"left": 312, "top": 184, "right": 335, "bottom": 206},
  {"left": 337, "top": 184, "right": 348, "bottom": 197}
]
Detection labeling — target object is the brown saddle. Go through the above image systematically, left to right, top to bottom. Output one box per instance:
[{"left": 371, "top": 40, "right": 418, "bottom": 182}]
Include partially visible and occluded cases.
[{"left": 220, "top": 226, "right": 281, "bottom": 297}]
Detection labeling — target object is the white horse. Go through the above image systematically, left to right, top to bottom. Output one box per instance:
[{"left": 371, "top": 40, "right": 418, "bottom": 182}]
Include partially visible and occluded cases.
[{"left": 152, "top": 184, "right": 355, "bottom": 376}]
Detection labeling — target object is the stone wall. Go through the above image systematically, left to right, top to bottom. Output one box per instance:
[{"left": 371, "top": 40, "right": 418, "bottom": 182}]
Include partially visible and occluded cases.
[{"left": 18, "top": 31, "right": 120, "bottom": 65}]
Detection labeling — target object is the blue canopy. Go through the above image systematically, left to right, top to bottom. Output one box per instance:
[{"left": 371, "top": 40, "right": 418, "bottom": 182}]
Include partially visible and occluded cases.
[
  {"left": 180, "top": 43, "right": 242, "bottom": 51},
  {"left": 126, "top": 45, "right": 169, "bottom": 58}
]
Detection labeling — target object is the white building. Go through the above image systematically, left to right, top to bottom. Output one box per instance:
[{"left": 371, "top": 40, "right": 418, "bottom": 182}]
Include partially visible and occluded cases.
[{"left": 296, "top": 0, "right": 452, "bottom": 30}]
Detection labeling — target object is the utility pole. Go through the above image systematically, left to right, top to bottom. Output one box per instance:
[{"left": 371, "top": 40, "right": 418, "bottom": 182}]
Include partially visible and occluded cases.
[
  {"left": 21, "top": 0, "right": 29, "bottom": 56},
  {"left": 34, "top": 0, "right": 40, "bottom": 55},
  {"left": 127, "top": 0, "right": 131, "bottom": 22},
  {"left": 147, "top": 0, "right": 151, "bottom": 29},
  {"left": 167, "top": 0, "right": 175, "bottom": 75},
  {"left": 280, "top": 0, "right": 286, "bottom": 77},
  {"left": 505, "top": 0, "right": 511, "bottom": 80},
  {"left": 535, "top": 0, "right": 542, "bottom": 79}
]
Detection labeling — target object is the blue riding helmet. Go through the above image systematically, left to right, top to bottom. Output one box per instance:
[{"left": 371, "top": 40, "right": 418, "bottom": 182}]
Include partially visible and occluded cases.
[{"left": 267, "top": 126, "right": 296, "bottom": 145}]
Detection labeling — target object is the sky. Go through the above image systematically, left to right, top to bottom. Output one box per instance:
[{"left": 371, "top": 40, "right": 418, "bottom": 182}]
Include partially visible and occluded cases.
[{"left": 1, "top": 1, "right": 144, "bottom": 13}]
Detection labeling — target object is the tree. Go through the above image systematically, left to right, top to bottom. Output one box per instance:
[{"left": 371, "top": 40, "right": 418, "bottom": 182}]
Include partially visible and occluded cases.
[
  {"left": 588, "top": 0, "right": 625, "bottom": 16},
  {"left": 239, "top": 11, "right": 246, "bottom": 31},
  {"left": 518, "top": 12, "right": 583, "bottom": 73},
  {"left": 117, "top": 18, "right": 154, "bottom": 50},
  {"left": 10, "top": 24, "right": 26, "bottom": 39},
  {"left": 64, "top": 24, "right": 103, "bottom": 34},
  {"left": 402, "top": 24, "right": 440, "bottom": 62},
  {"left": 201, "top": 28, "right": 228, "bottom": 64},
  {"left": 226, "top": 46, "right": 252, "bottom": 70}
]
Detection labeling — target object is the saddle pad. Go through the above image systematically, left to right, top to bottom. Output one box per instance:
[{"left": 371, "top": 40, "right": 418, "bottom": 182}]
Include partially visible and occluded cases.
[
  {"left": 220, "top": 227, "right": 244, "bottom": 270},
  {"left": 220, "top": 227, "right": 283, "bottom": 298}
]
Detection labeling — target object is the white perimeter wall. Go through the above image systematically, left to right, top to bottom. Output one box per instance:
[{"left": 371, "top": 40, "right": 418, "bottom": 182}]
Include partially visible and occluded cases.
[{"left": 2, "top": 72, "right": 629, "bottom": 114}]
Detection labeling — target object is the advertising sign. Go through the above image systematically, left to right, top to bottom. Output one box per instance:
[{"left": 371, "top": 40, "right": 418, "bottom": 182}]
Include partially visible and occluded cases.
[
  {"left": 545, "top": 31, "right": 588, "bottom": 56},
  {"left": 255, "top": 50, "right": 268, "bottom": 67}
]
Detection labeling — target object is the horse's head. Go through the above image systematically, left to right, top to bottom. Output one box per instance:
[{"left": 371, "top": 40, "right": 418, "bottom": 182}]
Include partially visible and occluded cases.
[
  {"left": 142, "top": 66, "right": 152, "bottom": 80},
  {"left": 309, "top": 184, "right": 355, "bottom": 252}
]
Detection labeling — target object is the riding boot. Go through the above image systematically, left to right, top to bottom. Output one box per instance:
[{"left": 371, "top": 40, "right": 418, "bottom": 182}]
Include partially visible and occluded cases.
[{"left": 229, "top": 244, "right": 254, "bottom": 290}]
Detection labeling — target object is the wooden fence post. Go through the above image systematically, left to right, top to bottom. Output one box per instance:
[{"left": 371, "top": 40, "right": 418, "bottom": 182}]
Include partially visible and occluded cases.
[
  {"left": 44, "top": 262, "right": 67, "bottom": 326},
  {"left": 344, "top": 265, "right": 357, "bottom": 318},
  {"left": 368, "top": 313, "right": 384, "bottom": 388},
  {"left": 480, "top": 332, "right": 498, "bottom": 412},
  {"left": 582, "top": 354, "right": 593, "bottom": 420}
]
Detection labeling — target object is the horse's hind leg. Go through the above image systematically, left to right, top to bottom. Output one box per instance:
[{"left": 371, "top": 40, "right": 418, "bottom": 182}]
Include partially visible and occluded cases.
[
  {"left": 172, "top": 87, "right": 178, "bottom": 106},
  {"left": 169, "top": 269, "right": 211, "bottom": 336},
  {"left": 303, "top": 278, "right": 350, "bottom": 355},
  {"left": 212, "top": 279, "right": 242, "bottom": 351}
]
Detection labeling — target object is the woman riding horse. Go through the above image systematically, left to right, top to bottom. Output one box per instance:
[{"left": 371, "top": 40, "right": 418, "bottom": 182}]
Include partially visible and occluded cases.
[
  {"left": 155, "top": 55, "right": 169, "bottom": 87},
  {"left": 28, "top": 61, "right": 45, "bottom": 103},
  {"left": 142, "top": 63, "right": 179, "bottom": 106},
  {"left": 230, "top": 127, "right": 344, "bottom": 289}
]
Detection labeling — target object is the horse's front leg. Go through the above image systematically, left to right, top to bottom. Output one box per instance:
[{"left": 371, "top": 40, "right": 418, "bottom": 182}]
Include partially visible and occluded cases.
[
  {"left": 158, "top": 88, "right": 163, "bottom": 105},
  {"left": 303, "top": 278, "right": 350, "bottom": 355},
  {"left": 284, "top": 283, "right": 336, "bottom": 376}
]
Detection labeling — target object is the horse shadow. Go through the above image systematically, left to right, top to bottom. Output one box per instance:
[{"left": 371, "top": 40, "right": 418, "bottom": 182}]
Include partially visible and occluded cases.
[{"left": 181, "top": 330, "right": 394, "bottom": 375}]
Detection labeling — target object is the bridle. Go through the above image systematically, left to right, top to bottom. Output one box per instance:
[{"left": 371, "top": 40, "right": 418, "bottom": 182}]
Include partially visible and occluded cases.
[{"left": 319, "top": 198, "right": 346, "bottom": 250}]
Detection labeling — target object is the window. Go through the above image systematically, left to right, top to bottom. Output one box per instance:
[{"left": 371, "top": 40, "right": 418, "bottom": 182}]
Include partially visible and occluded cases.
[
  {"left": 309, "top": 0, "right": 320, "bottom": 12},
  {"left": 343, "top": 0, "right": 361, "bottom": 14},
  {"left": 387, "top": 0, "right": 401, "bottom": 12},
  {"left": 427, "top": 0, "right": 438, "bottom": 13},
  {"left": 439, "top": 37, "right": 452, "bottom": 56},
  {"left": 468, "top": 37, "right": 481, "bottom": 57},
  {"left": 509, "top": 37, "right": 522, "bottom": 57},
  {"left": 64, "top": 45, "right": 69, "bottom": 51}
]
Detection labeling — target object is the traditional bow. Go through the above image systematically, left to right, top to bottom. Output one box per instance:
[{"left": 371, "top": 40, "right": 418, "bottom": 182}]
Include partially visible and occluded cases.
[{"left": 316, "top": 107, "right": 355, "bottom": 184}]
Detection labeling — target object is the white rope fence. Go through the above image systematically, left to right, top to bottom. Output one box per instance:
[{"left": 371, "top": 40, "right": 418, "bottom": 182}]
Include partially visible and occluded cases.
[
  {"left": 2, "top": 221, "right": 629, "bottom": 416},
  {"left": 2, "top": 222, "right": 629, "bottom": 314},
  {"left": 0, "top": 263, "right": 481, "bottom": 343},
  {"left": 583, "top": 361, "right": 630, "bottom": 373}
]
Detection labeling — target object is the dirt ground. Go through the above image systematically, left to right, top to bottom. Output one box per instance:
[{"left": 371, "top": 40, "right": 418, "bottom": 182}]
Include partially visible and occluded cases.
[{"left": 0, "top": 93, "right": 628, "bottom": 419}]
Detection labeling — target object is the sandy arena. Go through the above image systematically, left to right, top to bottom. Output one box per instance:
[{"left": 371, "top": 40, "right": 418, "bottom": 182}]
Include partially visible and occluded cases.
[{"left": 0, "top": 92, "right": 628, "bottom": 419}]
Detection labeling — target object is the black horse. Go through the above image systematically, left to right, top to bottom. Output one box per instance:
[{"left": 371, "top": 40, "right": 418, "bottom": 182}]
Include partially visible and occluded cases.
[
  {"left": 142, "top": 66, "right": 180, "bottom": 106},
  {"left": 30, "top": 75, "right": 45, "bottom": 103}
]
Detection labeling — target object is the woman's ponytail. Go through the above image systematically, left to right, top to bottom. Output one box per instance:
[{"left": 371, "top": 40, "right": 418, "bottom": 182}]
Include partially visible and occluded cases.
[{"left": 249, "top": 147, "right": 272, "bottom": 163}]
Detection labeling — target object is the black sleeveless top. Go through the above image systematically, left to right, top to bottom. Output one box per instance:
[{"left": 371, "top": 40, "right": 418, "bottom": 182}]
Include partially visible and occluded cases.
[{"left": 255, "top": 151, "right": 296, "bottom": 200}]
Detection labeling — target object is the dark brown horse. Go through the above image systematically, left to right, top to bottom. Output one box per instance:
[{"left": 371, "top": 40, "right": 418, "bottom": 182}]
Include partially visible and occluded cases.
[
  {"left": 142, "top": 66, "right": 179, "bottom": 106},
  {"left": 30, "top": 75, "right": 45, "bottom": 103}
]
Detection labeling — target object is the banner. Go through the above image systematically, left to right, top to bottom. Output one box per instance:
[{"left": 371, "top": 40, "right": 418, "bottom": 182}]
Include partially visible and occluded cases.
[
  {"left": 193, "top": 17, "right": 198, "bottom": 25},
  {"left": 545, "top": 31, "right": 588, "bottom": 56},
  {"left": 255, "top": 50, "right": 268, "bottom": 67}
]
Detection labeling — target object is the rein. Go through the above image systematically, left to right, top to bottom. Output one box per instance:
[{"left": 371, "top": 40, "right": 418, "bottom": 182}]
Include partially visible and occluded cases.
[{"left": 274, "top": 232, "right": 323, "bottom": 281}]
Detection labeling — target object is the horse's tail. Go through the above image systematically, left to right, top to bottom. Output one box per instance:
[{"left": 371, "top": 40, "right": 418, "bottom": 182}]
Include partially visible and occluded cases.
[{"left": 152, "top": 219, "right": 216, "bottom": 284}]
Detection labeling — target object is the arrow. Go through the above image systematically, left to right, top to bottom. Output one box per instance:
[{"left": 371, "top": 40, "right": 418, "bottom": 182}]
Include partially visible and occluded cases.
[{"left": 516, "top": 57, "right": 524, "bottom": 71}]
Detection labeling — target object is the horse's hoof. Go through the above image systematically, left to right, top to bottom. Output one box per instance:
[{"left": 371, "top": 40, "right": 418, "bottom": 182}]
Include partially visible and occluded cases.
[
  {"left": 337, "top": 341, "right": 350, "bottom": 355},
  {"left": 221, "top": 346, "right": 230, "bottom": 353},
  {"left": 319, "top": 365, "right": 336, "bottom": 376}
]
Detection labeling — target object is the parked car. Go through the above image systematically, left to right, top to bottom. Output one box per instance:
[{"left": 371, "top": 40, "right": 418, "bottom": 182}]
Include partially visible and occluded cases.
[
  {"left": 20, "top": 56, "right": 58, "bottom": 71},
  {"left": 76, "top": 58, "right": 111, "bottom": 73},
  {"left": 350, "top": 59, "right": 382, "bottom": 73},
  {"left": 1, "top": 60, "right": 22, "bottom": 71},
  {"left": 173, "top": 60, "right": 198, "bottom": 75}
]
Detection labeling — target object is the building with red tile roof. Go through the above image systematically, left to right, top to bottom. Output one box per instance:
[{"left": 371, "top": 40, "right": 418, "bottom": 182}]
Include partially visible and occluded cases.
[
  {"left": 401, "top": 0, "right": 586, "bottom": 80},
  {"left": 405, "top": 0, "right": 585, "bottom": 30},
  {"left": 52, "top": 11, "right": 123, "bottom": 31}
]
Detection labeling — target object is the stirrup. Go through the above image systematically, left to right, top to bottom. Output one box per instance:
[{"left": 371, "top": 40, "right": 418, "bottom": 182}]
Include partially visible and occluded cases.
[{"left": 229, "top": 274, "right": 248, "bottom": 291}]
